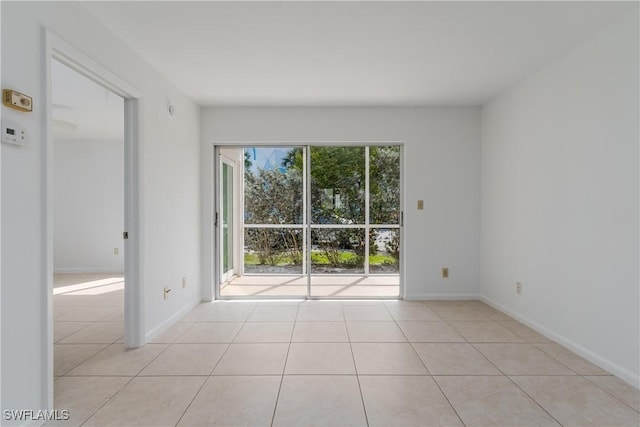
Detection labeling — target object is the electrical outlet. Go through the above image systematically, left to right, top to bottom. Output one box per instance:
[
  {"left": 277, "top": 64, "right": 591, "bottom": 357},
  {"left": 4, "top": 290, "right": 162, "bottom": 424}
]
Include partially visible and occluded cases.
[
  {"left": 113, "top": 247, "right": 119, "bottom": 255},
  {"left": 442, "top": 267, "right": 449, "bottom": 279},
  {"left": 182, "top": 277, "right": 187, "bottom": 288},
  {"left": 516, "top": 282, "right": 522, "bottom": 294},
  {"left": 164, "top": 287, "right": 171, "bottom": 299}
]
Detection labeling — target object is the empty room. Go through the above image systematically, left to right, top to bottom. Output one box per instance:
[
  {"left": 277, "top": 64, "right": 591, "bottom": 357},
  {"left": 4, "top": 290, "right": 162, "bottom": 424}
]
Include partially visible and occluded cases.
[{"left": 1, "top": 1, "right": 638, "bottom": 426}]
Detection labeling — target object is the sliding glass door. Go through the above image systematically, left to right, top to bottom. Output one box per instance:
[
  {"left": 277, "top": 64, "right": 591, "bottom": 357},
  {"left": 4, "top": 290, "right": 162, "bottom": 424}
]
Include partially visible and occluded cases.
[
  {"left": 217, "top": 144, "right": 401, "bottom": 298},
  {"left": 309, "top": 146, "right": 400, "bottom": 297}
]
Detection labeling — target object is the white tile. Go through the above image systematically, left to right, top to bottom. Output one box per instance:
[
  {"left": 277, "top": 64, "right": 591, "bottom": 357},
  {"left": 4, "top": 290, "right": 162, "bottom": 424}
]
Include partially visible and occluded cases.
[
  {"left": 198, "top": 304, "right": 255, "bottom": 322},
  {"left": 296, "top": 304, "right": 344, "bottom": 321},
  {"left": 248, "top": 305, "right": 298, "bottom": 321},
  {"left": 343, "top": 305, "right": 393, "bottom": 321},
  {"left": 385, "top": 305, "right": 442, "bottom": 321},
  {"left": 55, "top": 306, "right": 121, "bottom": 322},
  {"left": 292, "top": 321, "right": 349, "bottom": 342},
  {"left": 346, "top": 321, "right": 407, "bottom": 342},
  {"left": 397, "top": 321, "right": 465, "bottom": 342},
  {"left": 449, "top": 321, "right": 524, "bottom": 342},
  {"left": 54, "top": 322, "right": 92, "bottom": 343},
  {"left": 58, "top": 322, "right": 123, "bottom": 344},
  {"left": 149, "top": 322, "right": 193, "bottom": 344},
  {"left": 176, "top": 322, "right": 243, "bottom": 343},
  {"left": 234, "top": 322, "right": 294, "bottom": 343},
  {"left": 535, "top": 342, "right": 610, "bottom": 375},
  {"left": 213, "top": 343, "right": 288, "bottom": 375},
  {"left": 285, "top": 343, "right": 355, "bottom": 374},
  {"left": 351, "top": 343, "right": 427, "bottom": 375},
  {"left": 413, "top": 343, "right": 501, "bottom": 375},
  {"left": 475, "top": 343, "right": 575, "bottom": 375},
  {"left": 54, "top": 344, "right": 109, "bottom": 376},
  {"left": 67, "top": 344, "right": 166, "bottom": 376},
  {"left": 139, "top": 344, "right": 227, "bottom": 376},
  {"left": 586, "top": 375, "right": 640, "bottom": 411},
  {"left": 83, "top": 376, "right": 205, "bottom": 427},
  {"left": 178, "top": 376, "right": 281, "bottom": 427},
  {"left": 273, "top": 376, "right": 366, "bottom": 427},
  {"left": 360, "top": 376, "right": 463, "bottom": 427},
  {"left": 435, "top": 376, "right": 560, "bottom": 427},
  {"left": 512, "top": 376, "right": 640, "bottom": 427},
  {"left": 45, "top": 377, "right": 131, "bottom": 427}
]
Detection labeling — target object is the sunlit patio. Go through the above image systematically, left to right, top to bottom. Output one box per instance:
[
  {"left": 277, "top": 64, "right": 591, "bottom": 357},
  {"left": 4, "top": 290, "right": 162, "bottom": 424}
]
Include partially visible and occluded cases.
[{"left": 220, "top": 274, "right": 400, "bottom": 298}]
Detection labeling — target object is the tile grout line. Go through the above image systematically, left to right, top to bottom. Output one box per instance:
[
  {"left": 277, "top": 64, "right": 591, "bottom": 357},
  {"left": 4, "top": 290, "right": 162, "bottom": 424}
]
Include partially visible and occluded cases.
[
  {"left": 175, "top": 302, "right": 258, "bottom": 426},
  {"left": 382, "top": 302, "right": 468, "bottom": 427},
  {"left": 433, "top": 302, "right": 565, "bottom": 427},
  {"left": 269, "top": 303, "right": 300, "bottom": 427},
  {"left": 343, "top": 303, "right": 371, "bottom": 427},
  {"left": 53, "top": 321, "right": 97, "bottom": 344},
  {"left": 530, "top": 342, "right": 595, "bottom": 376},
  {"left": 78, "top": 375, "right": 136, "bottom": 426},
  {"left": 503, "top": 375, "right": 566, "bottom": 426},
  {"left": 580, "top": 375, "right": 640, "bottom": 414}
]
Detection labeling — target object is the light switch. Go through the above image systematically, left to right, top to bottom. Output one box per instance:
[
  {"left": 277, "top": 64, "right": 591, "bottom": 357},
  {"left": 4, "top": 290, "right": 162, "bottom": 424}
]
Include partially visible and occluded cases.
[{"left": 417, "top": 200, "right": 424, "bottom": 210}]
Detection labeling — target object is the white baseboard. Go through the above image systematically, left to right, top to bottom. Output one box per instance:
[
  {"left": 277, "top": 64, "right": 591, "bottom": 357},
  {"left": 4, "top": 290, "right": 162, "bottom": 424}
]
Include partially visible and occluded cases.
[
  {"left": 53, "top": 268, "right": 124, "bottom": 274},
  {"left": 404, "top": 293, "right": 481, "bottom": 301},
  {"left": 481, "top": 296, "right": 640, "bottom": 389},
  {"left": 145, "top": 300, "right": 200, "bottom": 343}
]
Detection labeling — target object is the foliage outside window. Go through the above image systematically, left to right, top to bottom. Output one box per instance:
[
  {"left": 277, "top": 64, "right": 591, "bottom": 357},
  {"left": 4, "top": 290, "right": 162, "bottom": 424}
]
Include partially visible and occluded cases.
[{"left": 243, "top": 146, "right": 400, "bottom": 274}]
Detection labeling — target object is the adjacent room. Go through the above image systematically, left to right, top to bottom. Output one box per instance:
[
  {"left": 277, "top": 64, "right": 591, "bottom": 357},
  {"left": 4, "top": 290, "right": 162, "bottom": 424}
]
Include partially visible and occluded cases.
[
  {"left": 1, "top": 1, "right": 638, "bottom": 426},
  {"left": 50, "top": 58, "right": 127, "bottom": 383}
]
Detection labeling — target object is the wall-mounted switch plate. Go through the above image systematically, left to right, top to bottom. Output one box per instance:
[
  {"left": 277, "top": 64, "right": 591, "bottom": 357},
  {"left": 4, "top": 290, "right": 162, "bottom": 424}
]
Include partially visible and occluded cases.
[
  {"left": 417, "top": 200, "right": 424, "bottom": 210},
  {"left": 113, "top": 247, "right": 119, "bottom": 255},
  {"left": 442, "top": 267, "right": 449, "bottom": 278},
  {"left": 182, "top": 277, "right": 187, "bottom": 288},
  {"left": 516, "top": 282, "right": 522, "bottom": 294},
  {"left": 164, "top": 287, "right": 171, "bottom": 299}
]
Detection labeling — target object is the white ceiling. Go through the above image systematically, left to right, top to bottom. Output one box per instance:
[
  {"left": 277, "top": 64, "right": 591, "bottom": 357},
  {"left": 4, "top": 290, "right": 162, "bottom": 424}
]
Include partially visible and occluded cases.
[
  {"left": 81, "top": 1, "right": 634, "bottom": 107},
  {"left": 52, "top": 59, "right": 124, "bottom": 141}
]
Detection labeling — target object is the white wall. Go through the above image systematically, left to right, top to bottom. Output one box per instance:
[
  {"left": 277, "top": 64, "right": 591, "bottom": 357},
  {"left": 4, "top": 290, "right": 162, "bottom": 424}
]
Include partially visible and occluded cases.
[
  {"left": 1, "top": 1, "right": 201, "bottom": 416},
  {"left": 481, "top": 13, "right": 639, "bottom": 386},
  {"left": 201, "top": 107, "right": 481, "bottom": 300},
  {"left": 54, "top": 139, "right": 124, "bottom": 273}
]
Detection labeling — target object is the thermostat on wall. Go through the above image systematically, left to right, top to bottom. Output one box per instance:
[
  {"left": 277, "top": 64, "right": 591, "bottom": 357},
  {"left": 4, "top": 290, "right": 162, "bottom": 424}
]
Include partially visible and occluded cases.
[{"left": 2, "top": 120, "right": 26, "bottom": 146}]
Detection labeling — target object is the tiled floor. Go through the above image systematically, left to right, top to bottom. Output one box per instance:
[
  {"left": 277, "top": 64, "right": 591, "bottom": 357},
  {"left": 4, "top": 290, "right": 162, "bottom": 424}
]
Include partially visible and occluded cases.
[
  {"left": 53, "top": 273, "right": 124, "bottom": 380},
  {"left": 220, "top": 274, "right": 400, "bottom": 297},
  {"left": 52, "top": 282, "right": 640, "bottom": 426}
]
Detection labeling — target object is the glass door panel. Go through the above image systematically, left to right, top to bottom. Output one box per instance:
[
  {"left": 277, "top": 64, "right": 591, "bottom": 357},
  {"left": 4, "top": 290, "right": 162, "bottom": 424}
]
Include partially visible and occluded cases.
[
  {"left": 310, "top": 146, "right": 365, "bottom": 224},
  {"left": 369, "top": 146, "right": 401, "bottom": 224},
  {"left": 240, "top": 147, "right": 307, "bottom": 298},
  {"left": 221, "top": 159, "right": 234, "bottom": 282},
  {"left": 244, "top": 227, "right": 304, "bottom": 275},
  {"left": 310, "top": 228, "right": 366, "bottom": 274},
  {"left": 369, "top": 228, "right": 400, "bottom": 274}
]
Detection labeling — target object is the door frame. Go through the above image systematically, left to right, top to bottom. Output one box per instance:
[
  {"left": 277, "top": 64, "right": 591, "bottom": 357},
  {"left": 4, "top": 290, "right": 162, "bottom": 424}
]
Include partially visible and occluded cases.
[
  {"left": 43, "top": 30, "right": 144, "bottom": 408},
  {"left": 211, "top": 142, "right": 405, "bottom": 301},
  {"left": 218, "top": 153, "right": 239, "bottom": 284}
]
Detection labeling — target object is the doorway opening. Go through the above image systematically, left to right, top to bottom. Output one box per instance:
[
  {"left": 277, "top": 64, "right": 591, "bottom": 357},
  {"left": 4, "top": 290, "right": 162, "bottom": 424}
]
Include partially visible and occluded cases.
[
  {"left": 44, "top": 30, "right": 143, "bottom": 409},
  {"left": 51, "top": 58, "right": 126, "bottom": 372},
  {"left": 215, "top": 144, "right": 402, "bottom": 299}
]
